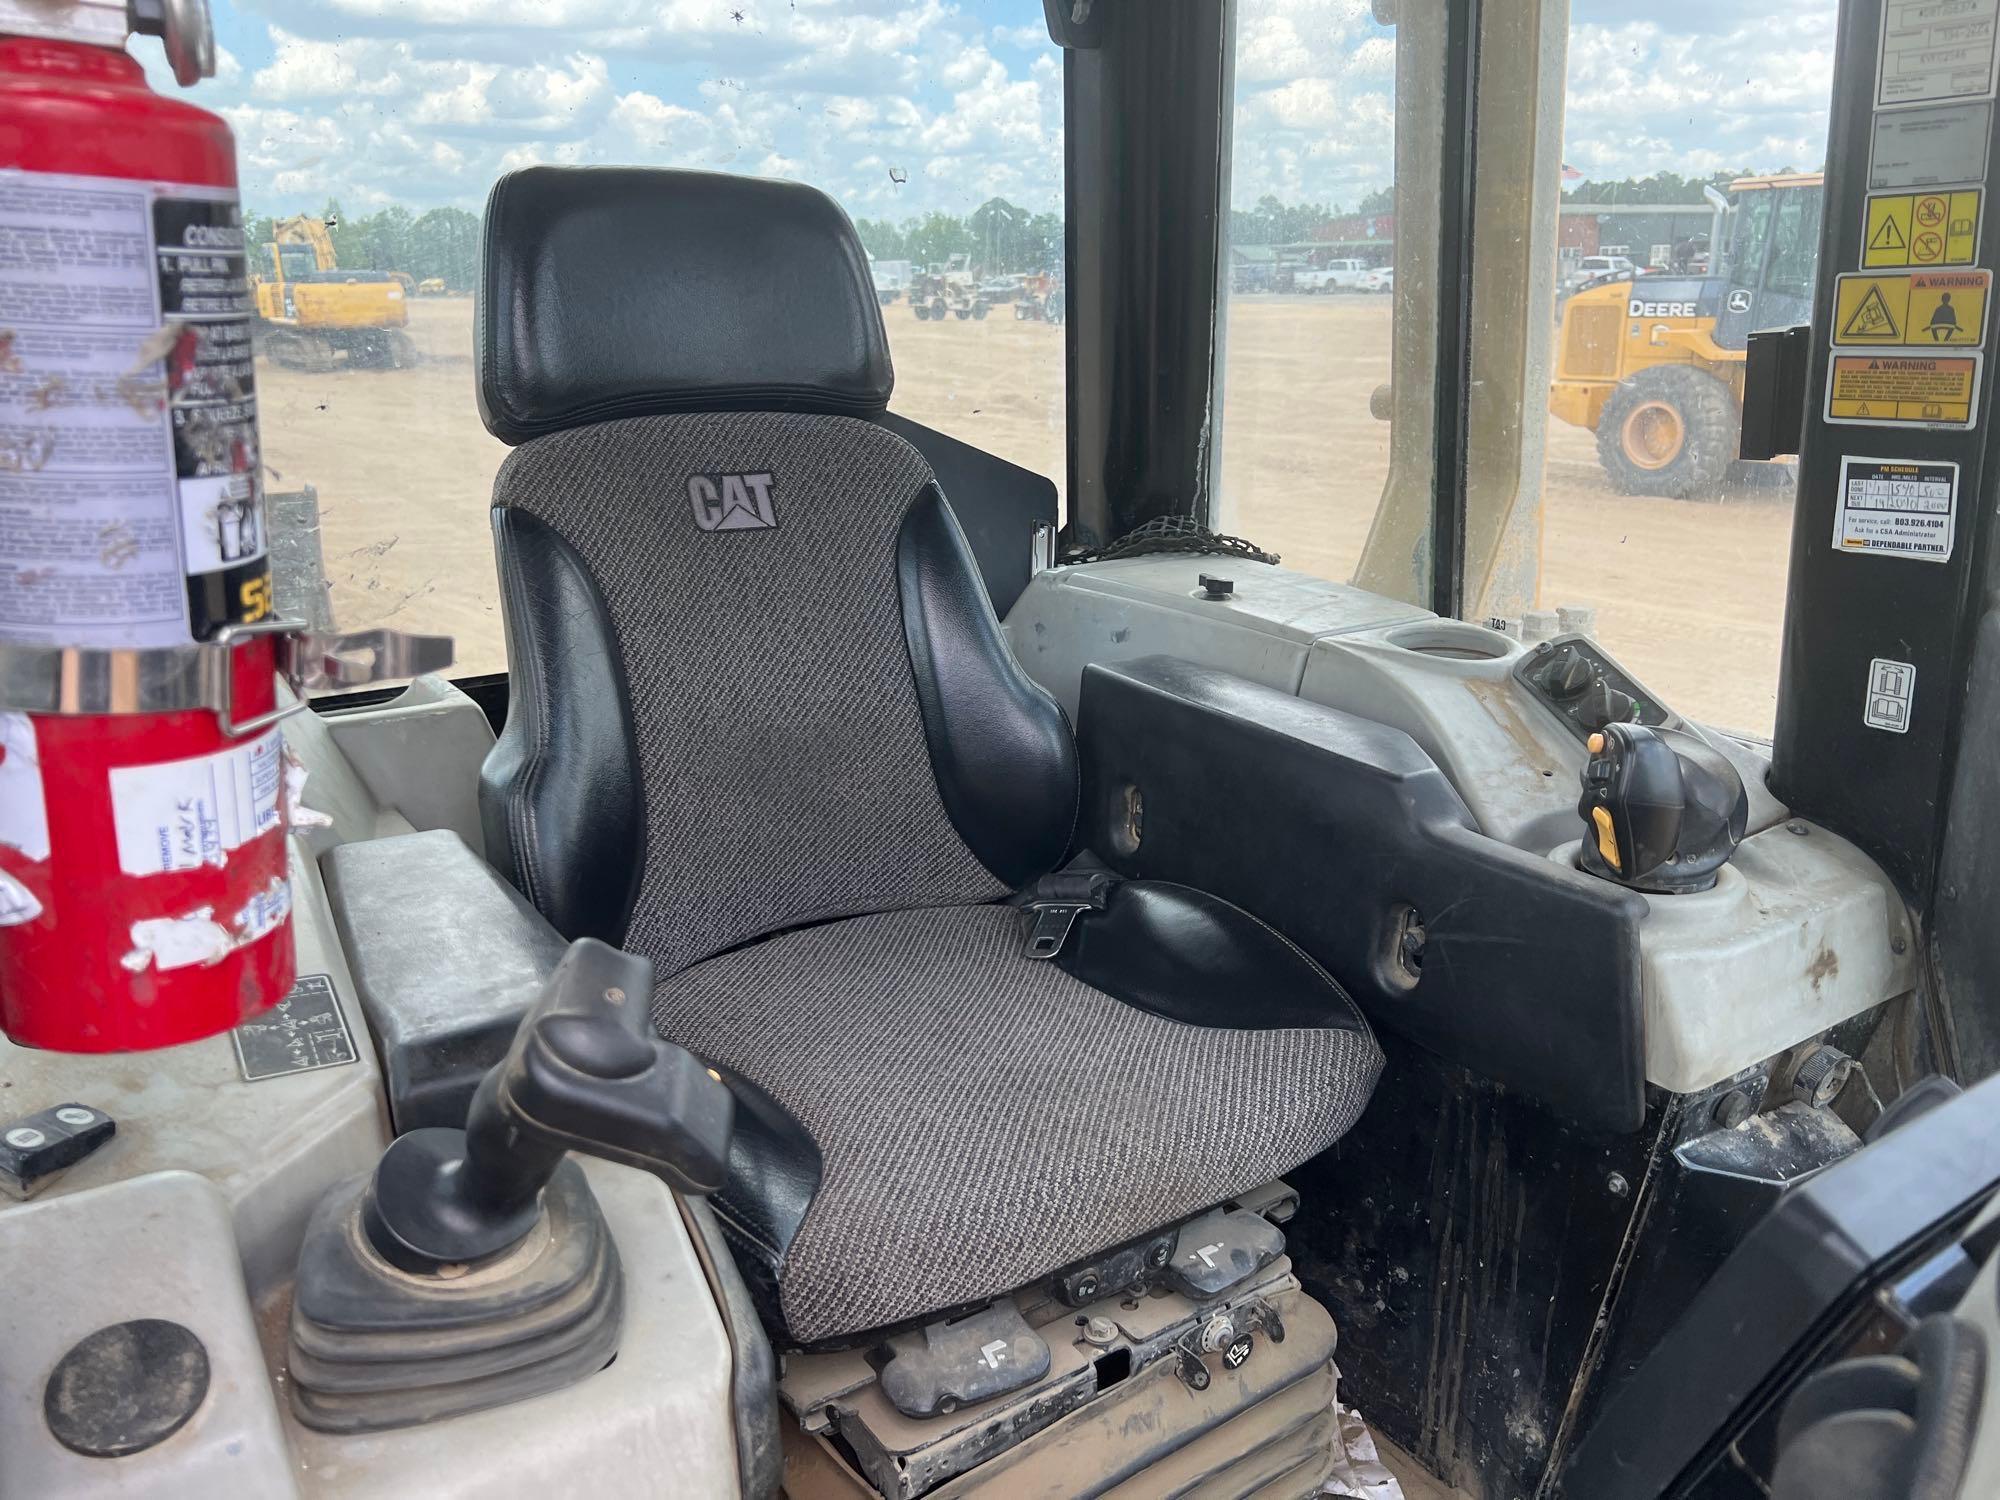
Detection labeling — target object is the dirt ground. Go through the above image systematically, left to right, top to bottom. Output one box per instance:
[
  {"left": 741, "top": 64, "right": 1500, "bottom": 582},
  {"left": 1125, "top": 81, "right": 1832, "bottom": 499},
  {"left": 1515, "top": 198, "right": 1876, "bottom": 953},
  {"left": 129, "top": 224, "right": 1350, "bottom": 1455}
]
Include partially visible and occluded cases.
[{"left": 265, "top": 295, "right": 1792, "bottom": 736}]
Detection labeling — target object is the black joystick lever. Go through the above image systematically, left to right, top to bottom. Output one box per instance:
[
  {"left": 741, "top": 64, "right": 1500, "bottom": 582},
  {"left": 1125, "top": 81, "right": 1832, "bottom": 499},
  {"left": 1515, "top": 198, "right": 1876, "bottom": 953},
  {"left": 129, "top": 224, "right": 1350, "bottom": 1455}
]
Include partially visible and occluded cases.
[
  {"left": 1578, "top": 723, "right": 1748, "bottom": 894},
  {"left": 363, "top": 937, "right": 734, "bottom": 1273},
  {"left": 288, "top": 938, "right": 735, "bottom": 1434}
]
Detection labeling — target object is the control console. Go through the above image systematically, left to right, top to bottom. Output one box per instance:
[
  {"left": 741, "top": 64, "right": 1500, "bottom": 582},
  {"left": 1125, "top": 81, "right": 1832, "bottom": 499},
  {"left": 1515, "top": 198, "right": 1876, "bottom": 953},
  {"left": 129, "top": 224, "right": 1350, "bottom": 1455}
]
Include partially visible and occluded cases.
[{"left": 1515, "top": 634, "right": 1675, "bottom": 743}]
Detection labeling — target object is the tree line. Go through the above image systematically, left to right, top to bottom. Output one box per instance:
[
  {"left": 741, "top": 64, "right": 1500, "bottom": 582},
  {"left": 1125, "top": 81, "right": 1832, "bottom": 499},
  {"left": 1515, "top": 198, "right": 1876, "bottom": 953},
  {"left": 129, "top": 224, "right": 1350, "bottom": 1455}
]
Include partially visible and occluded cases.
[
  {"left": 1561, "top": 167, "right": 1815, "bottom": 204},
  {"left": 245, "top": 172, "right": 1808, "bottom": 288},
  {"left": 853, "top": 197, "right": 1064, "bottom": 274}
]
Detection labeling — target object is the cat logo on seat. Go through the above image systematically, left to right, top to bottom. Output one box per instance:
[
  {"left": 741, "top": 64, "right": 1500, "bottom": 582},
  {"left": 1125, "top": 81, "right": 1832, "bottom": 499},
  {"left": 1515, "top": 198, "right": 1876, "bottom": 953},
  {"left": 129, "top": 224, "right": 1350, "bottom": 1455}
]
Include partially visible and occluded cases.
[{"left": 687, "top": 471, "right": 778, "bottom": 531}]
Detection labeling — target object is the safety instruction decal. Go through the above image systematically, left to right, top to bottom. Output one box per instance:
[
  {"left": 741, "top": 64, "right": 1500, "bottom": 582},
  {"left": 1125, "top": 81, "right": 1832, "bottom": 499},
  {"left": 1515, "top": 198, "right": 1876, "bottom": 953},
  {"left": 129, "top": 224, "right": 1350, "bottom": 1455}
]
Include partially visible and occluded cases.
[
  {"left": 1878, "top": 0, "right": 2000, "bottom": 109},
  {"left": 1870, "top": 101, "right": 1993, "bottom": 191},
  {"left": 0, "top": 171, "right": 267, "bottom": 650},
  {"left": 1864, "top": 188, "right": 1982, "bottom": 266},
  {"left": 1833, "top": 269, "right": 1990, "bottom": 345},
  {"left": 1825, "top": 352, "right": 1982, "bottom": 426},
  {"left": 1833, "top": 457, "right": 1959, "bottom": 562},
  {"left": 1865, "top": 659, "right": 1918, "bottom": 734},
  {"left": 108, "top": 727, "right": 282, "bottom": 876},
  {"left": 231, "top": 974, "right": 358, "bottom": 1083}
]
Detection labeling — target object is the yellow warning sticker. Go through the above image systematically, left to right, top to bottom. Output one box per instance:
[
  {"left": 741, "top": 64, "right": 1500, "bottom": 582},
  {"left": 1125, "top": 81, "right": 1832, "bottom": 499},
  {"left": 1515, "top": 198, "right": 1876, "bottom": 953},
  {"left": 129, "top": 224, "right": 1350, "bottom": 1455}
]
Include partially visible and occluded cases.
[
  {"left": 1863, "top": 189, "right": 1983, "bottom": 267},
  {"left": 1832, "top": 270, "right": 1991, "bottom": 346},
  {"left": 1825, "top": 352, "right": 1981, "bottom": 427}
]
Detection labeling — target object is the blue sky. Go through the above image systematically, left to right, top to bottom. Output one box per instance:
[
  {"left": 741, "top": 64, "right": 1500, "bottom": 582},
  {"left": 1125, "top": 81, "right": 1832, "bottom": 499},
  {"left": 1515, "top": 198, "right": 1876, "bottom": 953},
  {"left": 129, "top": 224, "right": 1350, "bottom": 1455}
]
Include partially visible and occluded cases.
[{"left": 159, "top": 1, "right": 1839, "bottom": 223}]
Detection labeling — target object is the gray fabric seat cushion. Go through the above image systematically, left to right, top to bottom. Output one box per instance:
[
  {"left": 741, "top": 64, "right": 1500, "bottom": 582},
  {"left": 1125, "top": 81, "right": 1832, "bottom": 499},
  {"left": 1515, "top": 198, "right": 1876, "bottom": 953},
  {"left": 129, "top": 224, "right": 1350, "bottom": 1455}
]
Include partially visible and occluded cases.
[{"left": 653, "top": 902, "right": 1382, "bottom": 1344}]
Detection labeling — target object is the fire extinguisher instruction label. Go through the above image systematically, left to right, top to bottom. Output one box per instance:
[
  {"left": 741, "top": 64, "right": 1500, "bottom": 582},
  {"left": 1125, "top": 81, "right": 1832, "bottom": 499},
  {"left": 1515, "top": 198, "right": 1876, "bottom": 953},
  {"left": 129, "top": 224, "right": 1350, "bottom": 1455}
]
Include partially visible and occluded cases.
[
  {"left": 0, "top": 169, "right": 268, "bottom": 648},
  {"left": 108, "top": 727, "right": 281, "bottom": 876}
]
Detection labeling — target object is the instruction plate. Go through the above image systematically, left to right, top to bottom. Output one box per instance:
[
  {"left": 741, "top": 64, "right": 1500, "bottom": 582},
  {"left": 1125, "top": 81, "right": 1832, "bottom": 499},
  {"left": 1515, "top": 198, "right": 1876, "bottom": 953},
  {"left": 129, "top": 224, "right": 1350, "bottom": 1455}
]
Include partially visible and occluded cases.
[
  {"left": 1878, "top": 0, "right": 2000, "bottom": 108},
  {"left": 1871, "top": 101, "right": 1993, "bottom": 190},
  {"left": 1863, "top": 188, "right": 1983, "bottom": 266},
  {"left": 1834, "top": 268, "right": 1991, "bottom": 345},
  {"left": 1825, "top": 351, "right": 1982, "bottom": 426},
  {"left": 1833, "top": 456, "right": 1959, "bottom": 562},
  {"left": 230, "top": 974, "right": 357, "bottom": 1082}
]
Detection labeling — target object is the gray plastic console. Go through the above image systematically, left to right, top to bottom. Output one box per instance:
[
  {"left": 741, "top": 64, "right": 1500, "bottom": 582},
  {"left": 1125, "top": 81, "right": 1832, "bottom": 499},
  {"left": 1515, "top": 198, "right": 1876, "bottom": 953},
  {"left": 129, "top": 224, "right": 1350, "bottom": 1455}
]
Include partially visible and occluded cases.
[{"left": 322, "top": 829, "right": 566, "bottom": 1131}]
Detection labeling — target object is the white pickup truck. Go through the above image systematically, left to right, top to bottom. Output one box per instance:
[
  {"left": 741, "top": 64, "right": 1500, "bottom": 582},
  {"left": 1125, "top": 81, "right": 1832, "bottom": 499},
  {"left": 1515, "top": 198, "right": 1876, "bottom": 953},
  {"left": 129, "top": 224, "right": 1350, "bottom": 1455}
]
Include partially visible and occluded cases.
[{"left": 1293, "top": 258, "right": 1370, "bottom": 293}]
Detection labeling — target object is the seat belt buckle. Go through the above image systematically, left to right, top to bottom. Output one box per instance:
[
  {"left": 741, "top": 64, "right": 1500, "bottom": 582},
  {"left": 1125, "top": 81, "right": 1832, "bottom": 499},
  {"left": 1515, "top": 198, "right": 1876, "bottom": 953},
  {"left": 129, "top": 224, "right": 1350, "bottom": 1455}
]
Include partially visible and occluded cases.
[
  {"left": 1021, "top": 870, "right": 1117, "bottom": 960},
  {"left": 1025, "top": 902, "right": 1092, "bottom": 959}
]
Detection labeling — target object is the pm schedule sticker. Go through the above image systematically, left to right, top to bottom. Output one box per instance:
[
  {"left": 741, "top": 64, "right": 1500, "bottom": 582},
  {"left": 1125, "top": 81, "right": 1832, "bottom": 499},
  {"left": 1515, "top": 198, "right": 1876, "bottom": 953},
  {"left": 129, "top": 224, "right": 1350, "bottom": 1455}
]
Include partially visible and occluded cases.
[{"left": 1834, "top": 457, "right": 1959, "bottom": 562}]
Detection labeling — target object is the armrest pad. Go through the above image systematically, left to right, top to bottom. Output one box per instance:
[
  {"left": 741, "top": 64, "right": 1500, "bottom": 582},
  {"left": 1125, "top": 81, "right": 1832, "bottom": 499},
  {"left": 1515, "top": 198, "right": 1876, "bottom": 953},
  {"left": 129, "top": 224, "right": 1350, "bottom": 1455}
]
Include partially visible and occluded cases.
[{"left": 323, "top": 829, "right": 567, "bottom": 1132}]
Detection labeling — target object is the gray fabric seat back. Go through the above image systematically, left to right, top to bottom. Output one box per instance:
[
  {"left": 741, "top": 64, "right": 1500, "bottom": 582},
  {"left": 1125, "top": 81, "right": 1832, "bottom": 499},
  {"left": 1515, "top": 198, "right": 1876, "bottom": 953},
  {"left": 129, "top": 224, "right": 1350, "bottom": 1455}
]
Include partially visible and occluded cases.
[
  {"left": 476, "top": 168, "right": 1078, "bottom": 967},
  {"left": 493, "top": 413, "right": 1007, "bottom": 974}
]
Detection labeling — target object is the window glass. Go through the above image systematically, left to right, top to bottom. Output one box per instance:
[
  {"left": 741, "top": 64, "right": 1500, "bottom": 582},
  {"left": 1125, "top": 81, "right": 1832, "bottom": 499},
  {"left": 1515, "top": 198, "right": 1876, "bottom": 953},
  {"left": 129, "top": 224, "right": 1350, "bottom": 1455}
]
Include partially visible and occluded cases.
[
  {"left": 1216, "top": 0, "right": 1440, "bottom": 600},
  {"left": 1536, "top": 4, "right": 1836, "bottom": 738},
  {"left": 171, "top": 5, "right": 1068, "bottom": 682},
  {"left": 1766, "top": 188, "right": 1822, "bottom": 300},
  {"left": 1730, "top": 191, "right": 1777, "bottom": 289}
]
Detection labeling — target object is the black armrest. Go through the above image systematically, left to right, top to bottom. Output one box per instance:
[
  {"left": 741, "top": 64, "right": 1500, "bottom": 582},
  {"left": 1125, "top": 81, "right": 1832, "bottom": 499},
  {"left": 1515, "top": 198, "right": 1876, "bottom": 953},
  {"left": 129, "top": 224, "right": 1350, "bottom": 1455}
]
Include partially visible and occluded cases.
[
  {"left": 1075, "top": 655, "right": 1648, "bottom": 1132},
  {"left": 322, "top": 829, "right": 568, "bottom": 1132}
]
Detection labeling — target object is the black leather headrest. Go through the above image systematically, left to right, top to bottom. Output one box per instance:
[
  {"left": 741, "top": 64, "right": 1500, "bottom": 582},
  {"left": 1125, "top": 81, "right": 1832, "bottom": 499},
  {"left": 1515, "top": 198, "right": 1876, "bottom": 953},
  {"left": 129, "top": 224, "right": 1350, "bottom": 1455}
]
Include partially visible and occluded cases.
[{"left": 477, "top": 166, "right": 894, "bottom": 445}]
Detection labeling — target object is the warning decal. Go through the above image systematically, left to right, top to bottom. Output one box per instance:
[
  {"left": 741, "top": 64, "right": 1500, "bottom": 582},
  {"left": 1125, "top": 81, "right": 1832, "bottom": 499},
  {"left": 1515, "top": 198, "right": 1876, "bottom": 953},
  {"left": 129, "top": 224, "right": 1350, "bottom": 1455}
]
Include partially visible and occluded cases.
[
  {"left": 1864, "top": 189, "right": 1982, "bottom": 267},
  {"left": 1832, "top": 269, "right": 1991, "bottom": 346},
  {"left": 1841, "top": 282, "right": 1904, "bottom": 340},
  {"left": 1825, "top": 352, "right": 1981, "bottom": 426},
  {"left": 1833, "top": 457, "right": 1958, "bottom": 562}
]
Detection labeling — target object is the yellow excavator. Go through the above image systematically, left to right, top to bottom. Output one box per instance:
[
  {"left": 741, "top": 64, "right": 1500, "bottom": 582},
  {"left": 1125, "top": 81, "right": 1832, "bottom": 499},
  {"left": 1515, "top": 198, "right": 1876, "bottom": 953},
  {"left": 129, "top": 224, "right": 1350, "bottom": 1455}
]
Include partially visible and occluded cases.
[{"left": 253, "top": 215, "right": 417, "bottom": 371}]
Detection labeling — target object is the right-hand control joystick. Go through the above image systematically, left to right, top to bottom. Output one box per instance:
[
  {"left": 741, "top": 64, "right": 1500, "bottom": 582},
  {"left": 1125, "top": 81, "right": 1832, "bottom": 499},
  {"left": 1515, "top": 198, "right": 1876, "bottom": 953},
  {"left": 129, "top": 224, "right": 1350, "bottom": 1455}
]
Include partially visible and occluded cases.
[
  {"left": 1578, "top": 723, "right": 1748, "bottom": 893},
  {"left": 286, "top": 938, "right": 735, "bottom": 1434}
]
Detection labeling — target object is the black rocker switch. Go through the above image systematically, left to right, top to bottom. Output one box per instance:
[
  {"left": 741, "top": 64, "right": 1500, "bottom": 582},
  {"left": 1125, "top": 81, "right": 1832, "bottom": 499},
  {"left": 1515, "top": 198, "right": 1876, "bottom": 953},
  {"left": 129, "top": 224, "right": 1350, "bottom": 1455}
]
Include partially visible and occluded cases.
[
  {"left": 1577, "top": 723, "right": 1748, "bottom": 894},
  {"left": 362, "top": 938, "right": 735, "bottom": 1273}
]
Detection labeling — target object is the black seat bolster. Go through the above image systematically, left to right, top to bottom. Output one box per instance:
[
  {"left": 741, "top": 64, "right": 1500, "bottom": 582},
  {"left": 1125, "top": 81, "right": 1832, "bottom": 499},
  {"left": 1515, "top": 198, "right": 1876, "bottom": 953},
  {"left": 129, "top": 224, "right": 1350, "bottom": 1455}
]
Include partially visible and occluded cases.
[
  {"left": 897, "top": 483, "right": 1078, "bottom": 887},
  {"left": 481, "top": 507, "right": 645, "bottom": 944},
  {"left": 1057, "top": 880, "right": 1374, "bottom": 1036},
  {"left": 707, "top": 1064, "right": 825, "bottom": 1328}
]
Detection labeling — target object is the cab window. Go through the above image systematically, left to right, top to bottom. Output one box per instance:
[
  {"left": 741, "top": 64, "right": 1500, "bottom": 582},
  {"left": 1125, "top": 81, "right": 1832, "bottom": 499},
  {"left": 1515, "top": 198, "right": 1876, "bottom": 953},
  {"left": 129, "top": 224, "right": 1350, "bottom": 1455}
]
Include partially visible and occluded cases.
[{"left": 180, "top": 4, "right": 1068, "bottom": 684}]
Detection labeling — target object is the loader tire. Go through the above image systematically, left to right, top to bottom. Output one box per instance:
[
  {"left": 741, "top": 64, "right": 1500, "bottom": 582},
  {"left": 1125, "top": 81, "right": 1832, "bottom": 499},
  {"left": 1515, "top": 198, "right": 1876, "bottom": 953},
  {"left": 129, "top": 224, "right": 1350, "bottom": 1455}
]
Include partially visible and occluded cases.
[{"left": 1596, "top": 366, "right": 1738, "bottom": 499}]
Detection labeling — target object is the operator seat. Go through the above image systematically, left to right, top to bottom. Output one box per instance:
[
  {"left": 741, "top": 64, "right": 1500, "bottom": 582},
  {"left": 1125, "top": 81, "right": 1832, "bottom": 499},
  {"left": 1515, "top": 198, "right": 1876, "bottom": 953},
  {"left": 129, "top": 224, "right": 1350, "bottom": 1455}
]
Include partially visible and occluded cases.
[{"left": 475, "top": 166, "right": 1382, "bottom": 1346}]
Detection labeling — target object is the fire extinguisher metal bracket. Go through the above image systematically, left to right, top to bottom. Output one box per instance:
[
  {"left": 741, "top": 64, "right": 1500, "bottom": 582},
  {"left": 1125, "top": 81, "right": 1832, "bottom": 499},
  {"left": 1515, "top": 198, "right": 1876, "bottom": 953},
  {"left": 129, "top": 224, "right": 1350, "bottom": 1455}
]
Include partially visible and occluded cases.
[{"left": 0, "top": 622, "right": 455, "bottom": 737}]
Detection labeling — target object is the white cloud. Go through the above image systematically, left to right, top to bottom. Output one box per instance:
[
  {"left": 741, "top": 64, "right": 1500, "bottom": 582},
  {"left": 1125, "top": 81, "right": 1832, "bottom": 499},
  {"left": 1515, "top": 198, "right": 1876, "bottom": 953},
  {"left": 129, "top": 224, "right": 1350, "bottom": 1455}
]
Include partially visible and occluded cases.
[
  {"left": 194, "top": 0, "right": 1836, "bottom": 227},
  {"left": 1226, "top": 1, "right": 1838, "bottom": 212},
  {"left": 991, "top": 22, "right": 1047, "bottom": 50}
]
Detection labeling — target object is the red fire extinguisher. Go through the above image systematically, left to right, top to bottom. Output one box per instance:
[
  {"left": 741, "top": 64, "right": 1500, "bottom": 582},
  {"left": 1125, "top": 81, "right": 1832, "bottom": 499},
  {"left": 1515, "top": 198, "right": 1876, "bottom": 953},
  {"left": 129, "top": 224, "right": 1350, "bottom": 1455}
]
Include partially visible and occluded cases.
[{"left": 0, "top": 0, "right": 294, "bottom": 1051}]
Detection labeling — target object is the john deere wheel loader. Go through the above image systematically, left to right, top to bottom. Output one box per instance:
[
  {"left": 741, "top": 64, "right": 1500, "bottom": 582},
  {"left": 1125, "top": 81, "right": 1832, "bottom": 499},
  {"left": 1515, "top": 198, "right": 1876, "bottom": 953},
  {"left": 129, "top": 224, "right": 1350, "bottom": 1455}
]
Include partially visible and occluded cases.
[
  {"left": 1549, "top": 174, "right": 1823, "bottom": 497},
  {"left": 253, "top": 215, "right": 418, "bottom": 371}
]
